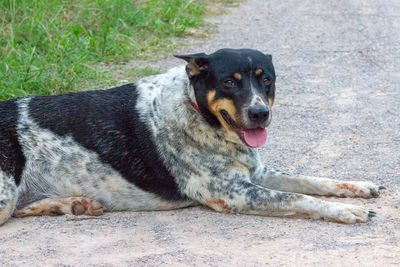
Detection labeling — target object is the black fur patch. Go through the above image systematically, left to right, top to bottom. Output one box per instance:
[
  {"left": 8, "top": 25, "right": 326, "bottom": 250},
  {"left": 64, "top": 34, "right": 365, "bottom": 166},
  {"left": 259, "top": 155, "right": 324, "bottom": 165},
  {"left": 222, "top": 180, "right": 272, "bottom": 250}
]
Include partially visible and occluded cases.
[
  {"left": 178, "top": 48, "right": 276, "bottom": 130},
  {"left": 28, "top": 84, "right": 186, "bottom": 201},
  {"left": 0, "top": 99, "right": 26, "bottom": 185}
]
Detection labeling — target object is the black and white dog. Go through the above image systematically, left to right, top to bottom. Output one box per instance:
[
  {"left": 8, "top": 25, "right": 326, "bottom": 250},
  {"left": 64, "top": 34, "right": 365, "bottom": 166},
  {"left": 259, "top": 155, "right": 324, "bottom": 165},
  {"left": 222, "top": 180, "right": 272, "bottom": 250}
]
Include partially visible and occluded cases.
[{"left": 0, "top": 48, "right": 384, "bottom": 225}]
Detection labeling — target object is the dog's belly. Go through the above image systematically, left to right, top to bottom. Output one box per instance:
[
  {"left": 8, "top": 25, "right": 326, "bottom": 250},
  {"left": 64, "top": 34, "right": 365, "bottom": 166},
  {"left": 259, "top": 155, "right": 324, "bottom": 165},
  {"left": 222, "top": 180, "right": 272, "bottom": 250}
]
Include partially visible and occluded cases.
[{"left": 16, "top": 101, "right": 194, "bottom": 211}]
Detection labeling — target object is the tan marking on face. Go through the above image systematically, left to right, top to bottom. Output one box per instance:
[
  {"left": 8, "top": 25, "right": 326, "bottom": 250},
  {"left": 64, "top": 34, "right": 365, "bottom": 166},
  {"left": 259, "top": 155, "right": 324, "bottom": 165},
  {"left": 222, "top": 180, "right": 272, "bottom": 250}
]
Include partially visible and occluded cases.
[
  {"left": 255, "top": 68, "right": 263, "bottom": 76},
  {"left": 233, "top": 73, "right": 242, "bottom": 81},
  {"left": 268, "top": 85, "right": 276, "bottom": 107},
  {"left": 207, "top": 90, "right": 237, "bottom": 132},
  {"left": 268, "top": 97, "right": 274, "bottom": 107},
  {"left": 205, "top": 200, "right": 231, "bottom": 214}
]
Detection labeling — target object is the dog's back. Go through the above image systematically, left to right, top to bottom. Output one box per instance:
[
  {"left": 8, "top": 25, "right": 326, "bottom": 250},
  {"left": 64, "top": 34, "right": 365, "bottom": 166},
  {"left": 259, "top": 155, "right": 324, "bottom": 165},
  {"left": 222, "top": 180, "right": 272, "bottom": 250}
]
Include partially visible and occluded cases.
[{"left": 0, "top": 77, "right": 194, "bottom": 224}]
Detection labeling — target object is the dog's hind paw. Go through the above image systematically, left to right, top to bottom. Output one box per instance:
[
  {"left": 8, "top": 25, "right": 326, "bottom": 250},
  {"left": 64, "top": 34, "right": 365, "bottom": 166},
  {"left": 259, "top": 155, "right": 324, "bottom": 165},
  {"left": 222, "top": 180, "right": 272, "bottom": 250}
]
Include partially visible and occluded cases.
[{"left": 72, "top": 198, "right": 106, "bottom": 216}]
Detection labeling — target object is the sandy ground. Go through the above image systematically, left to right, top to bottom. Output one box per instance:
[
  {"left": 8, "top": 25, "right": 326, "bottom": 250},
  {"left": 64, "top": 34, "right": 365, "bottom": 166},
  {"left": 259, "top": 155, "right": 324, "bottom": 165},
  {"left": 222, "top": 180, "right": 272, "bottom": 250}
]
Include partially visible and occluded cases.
[{"left": 1, "top": 0, "right": 400, "bottom": 266}]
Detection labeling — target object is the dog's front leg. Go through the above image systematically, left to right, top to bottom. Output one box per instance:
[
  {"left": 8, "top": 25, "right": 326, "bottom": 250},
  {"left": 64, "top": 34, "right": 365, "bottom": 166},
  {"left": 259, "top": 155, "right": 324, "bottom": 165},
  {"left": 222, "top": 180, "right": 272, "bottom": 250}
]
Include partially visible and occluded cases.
[
  {"left": 251, "top": 166, "right": 385, "bottom": 198},
  {"left": 191, "top": 179, "right": 375, "bottom": 224}
]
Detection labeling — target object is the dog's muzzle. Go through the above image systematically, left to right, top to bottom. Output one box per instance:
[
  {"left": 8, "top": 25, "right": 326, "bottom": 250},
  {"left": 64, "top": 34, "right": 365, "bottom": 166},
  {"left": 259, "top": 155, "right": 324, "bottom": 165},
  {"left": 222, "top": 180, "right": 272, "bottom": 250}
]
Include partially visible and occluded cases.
[{"left": 248, "top": 105, "right": 269, "bottom": 124}]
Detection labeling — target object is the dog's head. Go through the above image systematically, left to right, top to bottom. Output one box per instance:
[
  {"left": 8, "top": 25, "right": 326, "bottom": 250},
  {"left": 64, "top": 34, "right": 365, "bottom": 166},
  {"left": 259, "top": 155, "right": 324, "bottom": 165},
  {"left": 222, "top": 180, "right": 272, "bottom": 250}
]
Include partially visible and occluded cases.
[{"left": 175, "top": 48, "right": 276, "bottom": 147}]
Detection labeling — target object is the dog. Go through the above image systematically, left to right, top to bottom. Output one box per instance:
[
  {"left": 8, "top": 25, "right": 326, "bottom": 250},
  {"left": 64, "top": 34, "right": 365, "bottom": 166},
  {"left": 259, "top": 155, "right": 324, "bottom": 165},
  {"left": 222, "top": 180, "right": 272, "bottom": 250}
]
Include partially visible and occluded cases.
[{"left": 0, "top": 48, "right": 384, "bottom": 225}]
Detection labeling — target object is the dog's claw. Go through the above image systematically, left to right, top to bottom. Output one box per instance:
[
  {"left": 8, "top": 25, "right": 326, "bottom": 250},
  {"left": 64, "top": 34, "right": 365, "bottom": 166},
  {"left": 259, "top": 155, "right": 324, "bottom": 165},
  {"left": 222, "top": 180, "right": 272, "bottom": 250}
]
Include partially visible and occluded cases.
[
  {"left": 369, "top": 186, "right": 386, "bottom": 198},
  {"left": 370, "top": 189, "right": 380, "bottom": 198},
  {"left": 368, "top": 210, "right": 377, "bottom": 217}
]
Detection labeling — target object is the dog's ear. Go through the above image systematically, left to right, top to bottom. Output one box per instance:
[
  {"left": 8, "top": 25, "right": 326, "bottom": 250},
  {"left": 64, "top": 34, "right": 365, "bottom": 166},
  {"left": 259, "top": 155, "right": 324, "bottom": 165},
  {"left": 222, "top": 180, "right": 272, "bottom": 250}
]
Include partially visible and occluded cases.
[
  {"left": 174, "top": 53, "right": 209, "bottom": 78},
  {"left": 265, "top": 54, "right": 272, "bottom": 61}
]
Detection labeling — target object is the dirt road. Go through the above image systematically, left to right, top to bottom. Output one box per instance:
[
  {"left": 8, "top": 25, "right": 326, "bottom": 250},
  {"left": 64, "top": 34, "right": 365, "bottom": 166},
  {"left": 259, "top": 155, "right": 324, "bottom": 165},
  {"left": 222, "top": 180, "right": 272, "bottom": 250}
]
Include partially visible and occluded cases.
[{"left": 1, "top": 0, "right": 399, "bottom": 265}]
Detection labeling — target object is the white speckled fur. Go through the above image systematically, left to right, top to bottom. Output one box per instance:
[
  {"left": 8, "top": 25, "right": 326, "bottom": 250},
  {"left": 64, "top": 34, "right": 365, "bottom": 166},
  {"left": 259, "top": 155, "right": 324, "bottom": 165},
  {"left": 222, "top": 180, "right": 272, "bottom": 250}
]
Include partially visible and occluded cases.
[{"left": 16, "top": 97, "right": 194, "bottom": 212}]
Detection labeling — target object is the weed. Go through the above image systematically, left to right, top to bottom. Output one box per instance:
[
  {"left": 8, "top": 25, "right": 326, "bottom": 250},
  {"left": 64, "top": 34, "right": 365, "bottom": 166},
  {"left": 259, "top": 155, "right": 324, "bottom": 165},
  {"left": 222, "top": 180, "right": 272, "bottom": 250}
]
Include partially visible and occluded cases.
[{"left": 0, "top": 0, "right": 206, "bottom": 100}]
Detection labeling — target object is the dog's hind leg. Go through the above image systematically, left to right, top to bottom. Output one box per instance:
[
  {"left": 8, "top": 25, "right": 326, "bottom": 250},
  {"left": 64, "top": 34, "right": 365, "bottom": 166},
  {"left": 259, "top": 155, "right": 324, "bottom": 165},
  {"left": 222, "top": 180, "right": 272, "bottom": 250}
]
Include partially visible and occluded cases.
[
  {"left": 252, "top": 166, "right": 385, "bottom": 198},
  {"left": 0, "top": 172, "right": 18, "bottom": 225},
  {"left": 13, "top": 197, "right": 106, "bottom": 218}
]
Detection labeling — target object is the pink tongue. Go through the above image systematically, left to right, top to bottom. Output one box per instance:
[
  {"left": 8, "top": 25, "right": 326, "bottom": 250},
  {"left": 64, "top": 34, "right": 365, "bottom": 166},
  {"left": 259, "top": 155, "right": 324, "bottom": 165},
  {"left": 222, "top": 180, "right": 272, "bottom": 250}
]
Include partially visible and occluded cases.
[{"left": 242, "top": 128, "right": 267, "bottom": 147}]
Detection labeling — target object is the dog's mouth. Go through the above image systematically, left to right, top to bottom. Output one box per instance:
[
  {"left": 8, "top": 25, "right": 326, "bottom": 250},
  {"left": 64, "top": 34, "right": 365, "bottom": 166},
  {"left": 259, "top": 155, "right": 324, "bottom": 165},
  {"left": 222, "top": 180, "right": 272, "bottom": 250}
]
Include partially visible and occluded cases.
[{"left": 220, "top": 110, "right": 267, "bottom": 148}]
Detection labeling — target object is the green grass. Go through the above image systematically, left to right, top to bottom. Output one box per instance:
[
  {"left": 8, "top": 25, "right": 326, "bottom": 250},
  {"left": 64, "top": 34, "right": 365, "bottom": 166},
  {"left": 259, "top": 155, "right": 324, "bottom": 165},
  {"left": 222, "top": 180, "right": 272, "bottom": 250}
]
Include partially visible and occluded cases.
[{"left": 0, "top": 0, "right": 207, "bottom": 100}]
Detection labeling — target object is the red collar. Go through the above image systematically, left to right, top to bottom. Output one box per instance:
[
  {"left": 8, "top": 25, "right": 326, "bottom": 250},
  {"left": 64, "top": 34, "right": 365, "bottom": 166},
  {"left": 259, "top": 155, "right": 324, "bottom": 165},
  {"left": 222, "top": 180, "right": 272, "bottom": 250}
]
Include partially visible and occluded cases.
[{"left": 190, "top": 100, "right": 200, "bottom": 112}]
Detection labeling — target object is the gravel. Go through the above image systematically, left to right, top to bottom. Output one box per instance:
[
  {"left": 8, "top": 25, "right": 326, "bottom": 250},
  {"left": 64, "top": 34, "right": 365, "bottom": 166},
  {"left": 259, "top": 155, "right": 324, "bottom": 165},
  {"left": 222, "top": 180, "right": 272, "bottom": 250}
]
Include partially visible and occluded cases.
[{"left": 1, "top": 0, "right": 399, "bottom": 265}]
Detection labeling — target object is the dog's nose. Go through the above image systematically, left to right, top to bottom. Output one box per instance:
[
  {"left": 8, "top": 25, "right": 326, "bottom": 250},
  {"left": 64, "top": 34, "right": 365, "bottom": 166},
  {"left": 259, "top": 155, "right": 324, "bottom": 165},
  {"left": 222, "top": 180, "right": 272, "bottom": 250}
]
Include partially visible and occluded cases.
[{"left": 248, "top": 105, "right": 269, "bottom": 123}]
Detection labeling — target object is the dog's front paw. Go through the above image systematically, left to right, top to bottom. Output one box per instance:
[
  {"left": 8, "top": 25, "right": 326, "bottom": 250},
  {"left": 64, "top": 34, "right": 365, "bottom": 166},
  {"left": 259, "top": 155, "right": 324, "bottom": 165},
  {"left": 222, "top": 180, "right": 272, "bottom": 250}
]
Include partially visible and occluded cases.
[
  {"left": 335, "top": 181, "right": 385, "bottom": 198},
  {"left": 294, "top": 196, "right": 375, "bottom": 224},
  {"left": 320, "top": 202, "right": 375, "bottom": 224}
]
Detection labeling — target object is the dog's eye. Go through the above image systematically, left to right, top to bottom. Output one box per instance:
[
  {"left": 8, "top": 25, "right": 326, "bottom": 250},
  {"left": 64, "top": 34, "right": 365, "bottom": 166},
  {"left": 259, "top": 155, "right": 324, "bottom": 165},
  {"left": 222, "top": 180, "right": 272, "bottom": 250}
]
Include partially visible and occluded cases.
[
  {"left": 263, "top": 77, "right": 272, "bottom": 85},
  {"left": 224, "top": 79, "right": 236, "bottom": 88}
]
